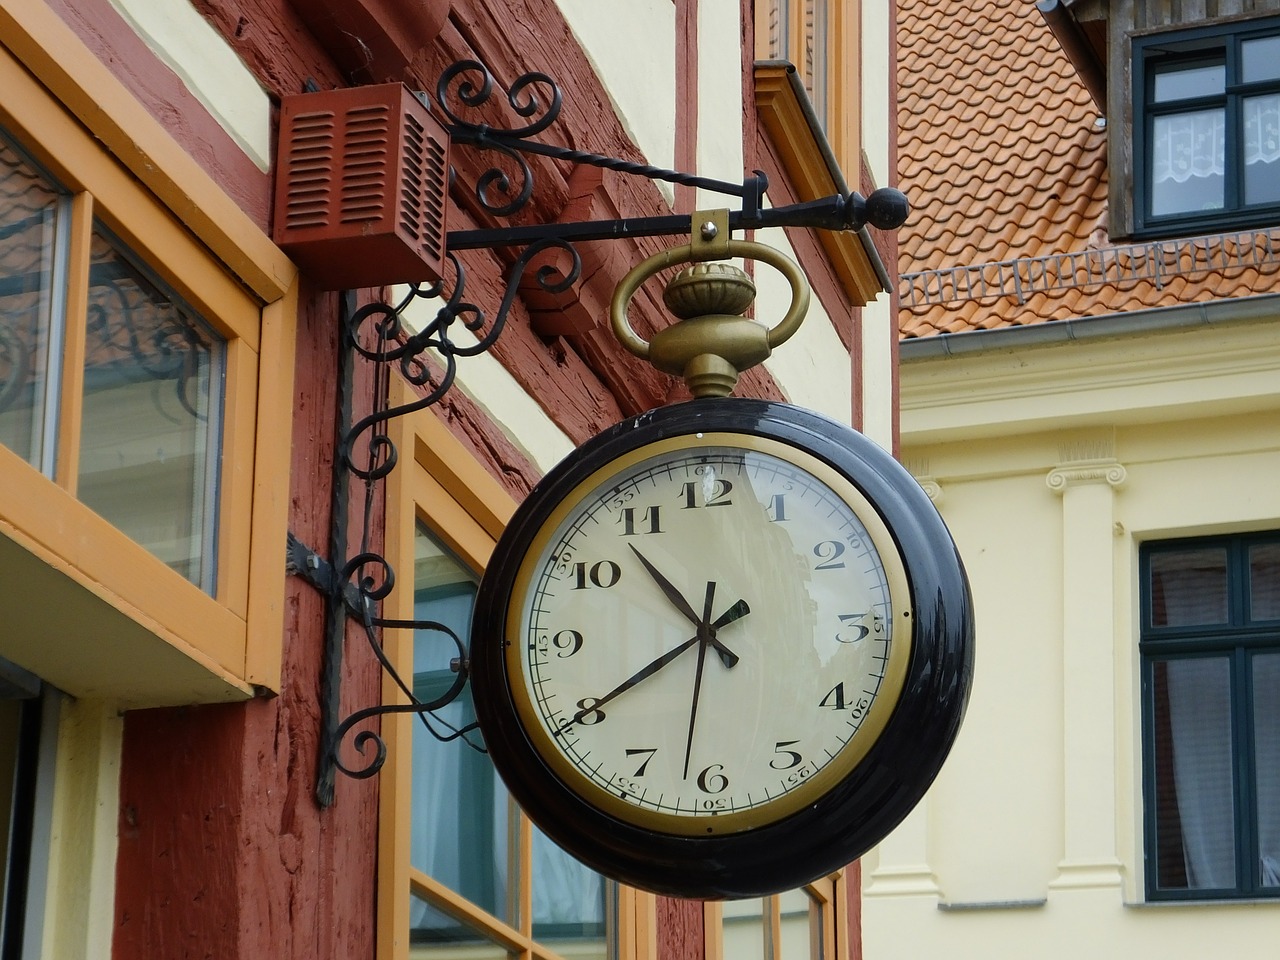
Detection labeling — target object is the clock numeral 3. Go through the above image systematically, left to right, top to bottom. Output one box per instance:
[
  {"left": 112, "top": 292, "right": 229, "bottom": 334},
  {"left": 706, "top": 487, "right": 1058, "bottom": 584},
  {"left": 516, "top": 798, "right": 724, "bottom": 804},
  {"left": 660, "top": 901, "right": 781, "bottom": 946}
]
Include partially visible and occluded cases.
[
  {"left": 571, "top": 560, "right": 621, "bottom": 589},
  {"left": 836, "top": 613, "right": 870, "bottom": 644}
]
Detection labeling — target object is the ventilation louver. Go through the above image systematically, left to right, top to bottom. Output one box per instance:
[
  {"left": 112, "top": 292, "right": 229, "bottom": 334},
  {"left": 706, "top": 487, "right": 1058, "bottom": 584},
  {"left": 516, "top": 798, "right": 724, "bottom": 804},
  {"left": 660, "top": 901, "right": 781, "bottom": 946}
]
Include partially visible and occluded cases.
[{"left": 273, "top": 83, "right": 449, "bottom": 290}]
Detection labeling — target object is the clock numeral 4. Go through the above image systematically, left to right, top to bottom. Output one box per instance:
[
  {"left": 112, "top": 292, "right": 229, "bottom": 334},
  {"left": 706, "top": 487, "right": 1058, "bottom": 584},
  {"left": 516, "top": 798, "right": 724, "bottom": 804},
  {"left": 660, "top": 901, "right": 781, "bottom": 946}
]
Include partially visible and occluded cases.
[
  {"left": 571, "top": 560, "right": 621, "bottom": 590},
  {"left": 819, "top": 683, "right": 873, "bottom": 718}
]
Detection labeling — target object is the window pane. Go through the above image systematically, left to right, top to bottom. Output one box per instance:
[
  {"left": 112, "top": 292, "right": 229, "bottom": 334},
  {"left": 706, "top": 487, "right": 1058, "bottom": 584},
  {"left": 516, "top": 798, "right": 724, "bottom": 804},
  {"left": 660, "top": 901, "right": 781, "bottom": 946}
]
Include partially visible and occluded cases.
[
  {"left": 804, "top": 1, "right": 828, "bottom": 131},
  {"left": 1242, "top": 36, "right": 1280, "bottom": 83},
  {"left": 1153, "top": 62, "right": 1225, "bottom": 102},
  {"left": 1244, "top": 94, "right": 1280, "bottom": 205},
  {"left": 1151, "top": 110, "right": 1225, "bottom": 217},
  {"left": 0, "top": 135, "right": 62, "bottom": 470},
  {"left": 76, "top": 229, "right": 222, "bottom": 590},
  {"left": 409, "top": 526, "right": 519, "bottom": 936},
  {"left": 1250, "top": 542, "right": 1280, "bottom": 621},
  {"left": 1149, "top": 547, "right": 1229, "bottom": 627},
  {"left": 1253, "top": 653, "right": 1280, "bottom": 888},
  {"left": 1150, "top": 657, "right": 1236, "bottom": 890},
  {"left": 531, "top": 823, "right": 607, "bottom": 951},
  {"left": 777, "top": 888, "right": 813, "bottom": 959},
  {"left": 408, "top": 894, "right": 512, "bottom": 960},
  {"left": 723, "top": 899, "right": 771, "bottom": 960}
]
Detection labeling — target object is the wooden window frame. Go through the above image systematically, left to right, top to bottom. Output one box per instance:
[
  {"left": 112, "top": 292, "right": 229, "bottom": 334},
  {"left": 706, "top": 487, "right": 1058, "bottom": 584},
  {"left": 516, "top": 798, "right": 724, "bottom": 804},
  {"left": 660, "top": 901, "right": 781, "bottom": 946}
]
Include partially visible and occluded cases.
[
  {"left": 0, "top": 0, "right": 297, "bottom": 705},
  {"left": 1131, "top": 15, "right": 1280, "bottom": 239},
  {"left": 378, "top": 376, "right": 655, "bottom": 960},
  {"left": 1139, "top": 531, "right": 1280, "bottom": 902},
  {"left": 703, "top": 870, "right": 849, "bottom": 960}
]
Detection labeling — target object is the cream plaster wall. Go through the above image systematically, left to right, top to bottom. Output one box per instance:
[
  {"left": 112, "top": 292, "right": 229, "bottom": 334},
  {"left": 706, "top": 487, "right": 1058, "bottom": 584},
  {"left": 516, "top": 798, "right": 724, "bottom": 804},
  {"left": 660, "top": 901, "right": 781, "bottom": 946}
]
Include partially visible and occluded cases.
[
  {"left": 108, "top": 0, "right": 271, "bottom": 169},
  {"left": 555, "top": 0, "right": 677, "bottom": 199},
  {"left": 696, "top": 0, "right": 745, "bottom": 191},
  {"left": 861, "top": 0, "right": 893, "bottom": 191},
  {"left": 397, "top": 293, "right": 575, "bottom": 475},
  {"left": 865, "top": 316, "right": 1280, "bottom": 958}
]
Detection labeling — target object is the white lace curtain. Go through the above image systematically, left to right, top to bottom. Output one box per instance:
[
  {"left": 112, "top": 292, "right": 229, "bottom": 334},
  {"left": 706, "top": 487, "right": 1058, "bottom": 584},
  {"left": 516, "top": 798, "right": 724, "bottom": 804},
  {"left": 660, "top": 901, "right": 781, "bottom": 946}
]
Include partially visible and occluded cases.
[{"left": 1152, "top": 96, "right": 1280, "bottom": 184}]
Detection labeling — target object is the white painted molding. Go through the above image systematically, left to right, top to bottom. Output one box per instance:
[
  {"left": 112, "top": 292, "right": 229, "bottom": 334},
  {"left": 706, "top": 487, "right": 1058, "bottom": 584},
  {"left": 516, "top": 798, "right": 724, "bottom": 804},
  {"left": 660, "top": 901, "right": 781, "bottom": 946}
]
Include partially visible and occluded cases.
[{"left": 1046, "top": 459, "right": 1127, "bottom": 493}]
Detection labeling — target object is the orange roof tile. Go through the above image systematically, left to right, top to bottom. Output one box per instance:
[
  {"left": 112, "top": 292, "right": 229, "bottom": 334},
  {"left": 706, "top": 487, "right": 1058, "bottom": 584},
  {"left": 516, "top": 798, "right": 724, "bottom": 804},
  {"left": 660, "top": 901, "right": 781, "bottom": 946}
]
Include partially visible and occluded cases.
[{"left": 895, "top": 0, "right": 1280, "bottom": 339}]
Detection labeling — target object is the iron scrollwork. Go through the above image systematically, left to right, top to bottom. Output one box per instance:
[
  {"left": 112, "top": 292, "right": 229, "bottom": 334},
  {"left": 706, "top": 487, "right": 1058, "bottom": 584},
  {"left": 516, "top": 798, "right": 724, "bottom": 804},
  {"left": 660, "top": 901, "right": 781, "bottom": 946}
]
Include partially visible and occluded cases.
[{"left": 313, "top": 58, "right": 909, "bottom": 804}]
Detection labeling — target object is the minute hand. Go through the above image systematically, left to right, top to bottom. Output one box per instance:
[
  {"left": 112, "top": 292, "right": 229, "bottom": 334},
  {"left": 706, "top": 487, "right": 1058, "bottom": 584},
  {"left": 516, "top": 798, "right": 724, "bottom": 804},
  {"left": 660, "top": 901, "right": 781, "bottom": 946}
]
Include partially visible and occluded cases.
[
  {"left": 628, "top": 544, "right": 741, "bottom": 668},
  {"left": 556, "top": 599, "right": 751, "bottom": 733}
]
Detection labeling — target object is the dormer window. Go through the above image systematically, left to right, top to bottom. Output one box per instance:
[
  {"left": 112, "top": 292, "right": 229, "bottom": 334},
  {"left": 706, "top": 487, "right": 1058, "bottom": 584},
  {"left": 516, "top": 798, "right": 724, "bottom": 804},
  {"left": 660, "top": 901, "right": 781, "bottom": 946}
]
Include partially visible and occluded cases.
[{"left": 1134, "top": 17, "right": 1280, "bottom": 236}]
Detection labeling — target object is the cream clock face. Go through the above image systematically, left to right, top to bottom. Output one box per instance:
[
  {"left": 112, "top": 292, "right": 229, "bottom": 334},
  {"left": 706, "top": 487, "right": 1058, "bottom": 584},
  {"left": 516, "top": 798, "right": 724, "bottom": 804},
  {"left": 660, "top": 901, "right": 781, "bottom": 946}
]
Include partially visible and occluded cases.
[{"left": 503, "top": 432, "right": 913, "bottom": 835}]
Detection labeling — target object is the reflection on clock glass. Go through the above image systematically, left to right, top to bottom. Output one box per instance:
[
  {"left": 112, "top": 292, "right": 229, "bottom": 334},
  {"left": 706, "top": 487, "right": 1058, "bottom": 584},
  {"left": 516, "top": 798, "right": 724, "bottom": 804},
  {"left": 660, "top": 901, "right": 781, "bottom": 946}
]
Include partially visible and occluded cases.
[{"left": 514, "top": 442, "right": 905, "bottom": 830}]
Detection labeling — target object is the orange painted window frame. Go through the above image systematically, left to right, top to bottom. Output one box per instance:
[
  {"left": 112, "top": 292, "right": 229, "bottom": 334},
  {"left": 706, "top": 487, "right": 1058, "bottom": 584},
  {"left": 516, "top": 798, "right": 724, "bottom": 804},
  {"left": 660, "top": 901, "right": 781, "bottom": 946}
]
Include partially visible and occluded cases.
[
  {"left": 0, "top": 0, "right": 297, "bottom": 705},
  {"left": 378, "top": 376, "right": 656, "bottom": 960}
]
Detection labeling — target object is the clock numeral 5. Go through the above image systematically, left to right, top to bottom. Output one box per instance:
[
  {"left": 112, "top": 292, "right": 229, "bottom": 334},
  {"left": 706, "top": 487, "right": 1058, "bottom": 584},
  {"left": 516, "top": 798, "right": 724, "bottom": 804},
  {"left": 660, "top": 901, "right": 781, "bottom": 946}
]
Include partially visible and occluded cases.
[
  {"left": 571, "top": 560, "right": 621, "bottom": 589},
  {"left": 769, "top": 740, "right": 803, "bottom": 770}
]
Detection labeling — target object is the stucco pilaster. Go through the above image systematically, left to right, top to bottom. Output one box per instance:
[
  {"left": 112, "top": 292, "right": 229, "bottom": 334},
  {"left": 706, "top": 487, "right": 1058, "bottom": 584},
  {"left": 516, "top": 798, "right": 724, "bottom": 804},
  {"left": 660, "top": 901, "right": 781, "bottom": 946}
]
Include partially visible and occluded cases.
[{"left": 1046, "top": 439, "right": 1125, "bottom": 891}]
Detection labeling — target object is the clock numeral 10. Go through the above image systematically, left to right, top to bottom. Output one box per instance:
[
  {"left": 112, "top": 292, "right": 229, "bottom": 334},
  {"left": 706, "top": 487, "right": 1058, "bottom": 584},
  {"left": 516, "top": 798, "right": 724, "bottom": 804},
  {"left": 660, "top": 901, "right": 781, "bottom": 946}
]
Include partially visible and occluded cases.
[
  {"left": 618, "top": 505, "right": 663, "bottom": 536},
  {"left": 571, "top": 560, "right": 621, "bottom": 589}
]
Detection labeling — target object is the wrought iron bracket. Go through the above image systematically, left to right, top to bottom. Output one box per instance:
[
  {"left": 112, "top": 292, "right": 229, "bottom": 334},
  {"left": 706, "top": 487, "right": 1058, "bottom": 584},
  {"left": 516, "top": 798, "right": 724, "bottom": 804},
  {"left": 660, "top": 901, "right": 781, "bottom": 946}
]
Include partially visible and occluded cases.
[{"left": 300, "top": 58, "right": 908, "bottom": 807}]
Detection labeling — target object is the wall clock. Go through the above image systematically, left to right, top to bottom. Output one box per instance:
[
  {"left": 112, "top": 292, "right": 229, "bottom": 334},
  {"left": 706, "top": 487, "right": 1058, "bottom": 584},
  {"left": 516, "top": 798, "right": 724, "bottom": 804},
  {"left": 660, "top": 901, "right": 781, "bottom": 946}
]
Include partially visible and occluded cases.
[{"left": 470, "top": 397, "right": 973, "bottom": 898}]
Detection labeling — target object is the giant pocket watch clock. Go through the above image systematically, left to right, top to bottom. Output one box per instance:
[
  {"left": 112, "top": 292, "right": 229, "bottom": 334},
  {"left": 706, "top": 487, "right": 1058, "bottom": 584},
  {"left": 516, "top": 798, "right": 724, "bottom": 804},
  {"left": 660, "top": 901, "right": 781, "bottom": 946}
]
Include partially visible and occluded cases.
[{"left": 470, "top": 228, "right": 973, "bottom": 899}]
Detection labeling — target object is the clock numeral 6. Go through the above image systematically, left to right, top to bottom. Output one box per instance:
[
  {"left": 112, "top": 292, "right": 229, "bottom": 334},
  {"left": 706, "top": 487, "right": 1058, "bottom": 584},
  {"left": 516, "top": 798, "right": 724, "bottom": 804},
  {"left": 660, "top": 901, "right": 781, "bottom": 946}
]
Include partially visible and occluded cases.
[
  {"left": 571, "top": 560, "right": 621, "bottom": 590},
  {"left": 696, "top": 763, "right": 729, "bottom": 794}
]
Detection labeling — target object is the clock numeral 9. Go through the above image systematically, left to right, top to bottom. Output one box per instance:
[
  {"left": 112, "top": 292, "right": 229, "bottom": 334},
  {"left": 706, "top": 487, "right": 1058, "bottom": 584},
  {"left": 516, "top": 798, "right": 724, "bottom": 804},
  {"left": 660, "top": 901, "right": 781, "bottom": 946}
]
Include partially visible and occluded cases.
[
  {"left": 813, "top": 539, "right": 846, "bottom": 570},
  {"left": 571, "top": 560, "right": 621, "bottom": 590},
  {"left": 552, "top": 629, "right": 583, "bottom": 657},
  {"left": 697, "top": 763, "right": 729, "bottom": 794}
]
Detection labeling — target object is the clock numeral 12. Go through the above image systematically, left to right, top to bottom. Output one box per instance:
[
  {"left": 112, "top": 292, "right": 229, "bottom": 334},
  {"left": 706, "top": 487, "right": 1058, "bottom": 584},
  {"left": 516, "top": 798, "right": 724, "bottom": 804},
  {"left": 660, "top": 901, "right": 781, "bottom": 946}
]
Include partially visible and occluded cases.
[{"left": 678, "top": 479, "right": 733, "bottom": 509}]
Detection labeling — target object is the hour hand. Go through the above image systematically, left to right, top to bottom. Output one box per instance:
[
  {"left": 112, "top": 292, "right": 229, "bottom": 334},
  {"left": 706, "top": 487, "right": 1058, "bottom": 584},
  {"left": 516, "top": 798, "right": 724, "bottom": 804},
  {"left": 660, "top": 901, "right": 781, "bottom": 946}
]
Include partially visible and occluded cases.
[{"left": 627, "top": 545, "right": 744, "bottom": 667}]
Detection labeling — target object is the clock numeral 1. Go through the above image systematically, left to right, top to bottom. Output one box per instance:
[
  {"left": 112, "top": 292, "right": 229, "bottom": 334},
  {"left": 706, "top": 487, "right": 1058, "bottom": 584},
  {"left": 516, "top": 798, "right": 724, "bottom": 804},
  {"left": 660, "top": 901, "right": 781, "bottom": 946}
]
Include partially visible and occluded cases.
[
  {"left": 678, "top": 479, "right": 733, "bottom": 509},
  {"left": 765, "top": 493, "right": 788, "bottom": 522},
  {"left": 618, "top": 505, "right": 663, "bottom": 536},
  {"left": 571, "top": 560, "right": 621, "bottom": 589},
  {"left": 769, "top": 740, "right": 803, "bottom": 770},
  {"left": 626, "top": 747, "right": 657, "bottom": 776},
  {"left": 696, "top": 763, "right": 729, "bottom": 794}
]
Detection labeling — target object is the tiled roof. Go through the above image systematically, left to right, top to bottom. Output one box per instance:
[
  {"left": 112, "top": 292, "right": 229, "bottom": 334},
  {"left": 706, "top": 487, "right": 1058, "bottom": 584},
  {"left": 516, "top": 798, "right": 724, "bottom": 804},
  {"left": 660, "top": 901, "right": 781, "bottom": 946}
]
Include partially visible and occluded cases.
[{"left": 896, "top": 0, "right": 1280, "bottom": 338}]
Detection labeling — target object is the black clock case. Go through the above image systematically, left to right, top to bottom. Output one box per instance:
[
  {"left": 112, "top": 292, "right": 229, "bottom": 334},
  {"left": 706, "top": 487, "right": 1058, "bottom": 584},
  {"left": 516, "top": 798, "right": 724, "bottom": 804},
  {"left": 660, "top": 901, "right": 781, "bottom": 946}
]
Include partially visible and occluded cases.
[{"left": 470, "top": 398, "right": 974, "bottom": 899}]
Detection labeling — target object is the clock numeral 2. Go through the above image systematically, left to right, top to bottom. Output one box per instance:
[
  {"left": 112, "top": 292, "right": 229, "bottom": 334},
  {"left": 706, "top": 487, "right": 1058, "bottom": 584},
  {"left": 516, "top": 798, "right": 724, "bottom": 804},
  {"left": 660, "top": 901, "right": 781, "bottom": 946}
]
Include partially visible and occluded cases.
[
  {"left": 678, "top": 479, "right": 733, "bottom": 509},
  {"left": 618, "top": 505, "right": 663, "bottom": 536},
  {"left": 813, "top": 539, "right": 846, "bottom": 569},
  {"left": 571, "top": 560, "right": 621, "bottom": 589}
]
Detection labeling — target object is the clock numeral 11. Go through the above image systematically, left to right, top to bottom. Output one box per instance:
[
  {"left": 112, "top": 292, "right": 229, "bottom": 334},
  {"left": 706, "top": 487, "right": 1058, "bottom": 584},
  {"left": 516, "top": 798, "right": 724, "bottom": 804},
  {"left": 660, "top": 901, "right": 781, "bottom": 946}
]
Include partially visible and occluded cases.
[{"left": 618, "top": 505, "right": 663, "bottom": 536}]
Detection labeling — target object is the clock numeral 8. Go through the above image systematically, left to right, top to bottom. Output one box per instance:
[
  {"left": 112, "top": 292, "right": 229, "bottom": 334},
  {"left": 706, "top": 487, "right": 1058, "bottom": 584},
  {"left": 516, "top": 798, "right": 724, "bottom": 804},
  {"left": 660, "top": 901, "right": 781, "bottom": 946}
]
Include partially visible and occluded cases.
[{"left": 574, "top": 697, "right": 606, "bottom": 725}]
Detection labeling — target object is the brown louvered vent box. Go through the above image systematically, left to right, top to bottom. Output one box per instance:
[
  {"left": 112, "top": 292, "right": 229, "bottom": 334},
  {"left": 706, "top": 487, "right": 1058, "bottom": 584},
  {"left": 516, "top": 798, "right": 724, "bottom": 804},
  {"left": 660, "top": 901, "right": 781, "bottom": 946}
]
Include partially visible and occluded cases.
[{"left": 273, "top": 83, "right": 449, "bottom": 290}]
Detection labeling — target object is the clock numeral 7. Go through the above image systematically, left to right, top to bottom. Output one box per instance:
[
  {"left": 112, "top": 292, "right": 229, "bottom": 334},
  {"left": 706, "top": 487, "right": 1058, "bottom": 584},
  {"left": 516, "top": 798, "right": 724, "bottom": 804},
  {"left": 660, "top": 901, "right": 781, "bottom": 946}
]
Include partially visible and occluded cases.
[
  {"left": 571, "top": 560, "right": 621, "bottom": 590},
  {"left": 625, "top": 747, "right": 657, "bottom": 776}
]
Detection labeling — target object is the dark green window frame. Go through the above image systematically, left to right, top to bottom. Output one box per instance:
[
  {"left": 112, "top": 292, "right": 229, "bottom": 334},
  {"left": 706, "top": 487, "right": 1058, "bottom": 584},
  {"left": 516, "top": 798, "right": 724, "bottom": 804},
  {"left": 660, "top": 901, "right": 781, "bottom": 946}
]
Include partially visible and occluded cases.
[
  {"left": 1133, "top": 16, "right": 1280, "bottom": 238},
  {"left": 1139, "top": 532, "right": 1280, "bottom": 901}
]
